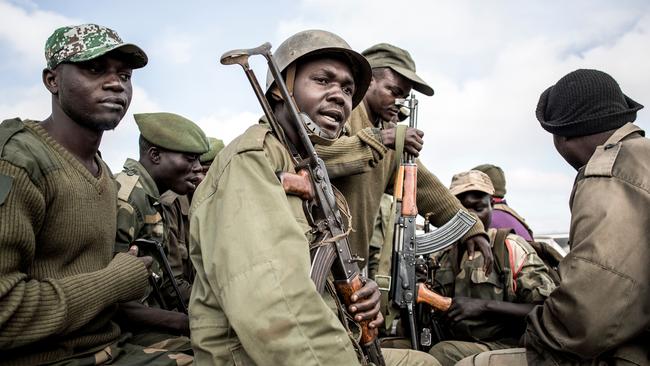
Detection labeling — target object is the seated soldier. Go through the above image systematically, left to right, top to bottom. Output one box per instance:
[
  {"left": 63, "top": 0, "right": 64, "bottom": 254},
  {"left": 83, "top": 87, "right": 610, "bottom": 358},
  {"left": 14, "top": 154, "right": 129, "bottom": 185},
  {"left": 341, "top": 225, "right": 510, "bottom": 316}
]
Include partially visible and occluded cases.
[
  {"left": 0, "top": 23, "right": 191, "bottom": 365},
  {"left": 189, "top": 29, "right": 436, "bottom": 366},
  {"left": 114, "top": 112, "right": 208, "bottom": 344},
  {"left": 159, "top": 136, "right": 224, "bottom": 309},
  {"left": 472, "top": 164, "right": 534, "bottom": 241},
  {"left": 427, "top": 170, "right": 556, "bottom": 366}
]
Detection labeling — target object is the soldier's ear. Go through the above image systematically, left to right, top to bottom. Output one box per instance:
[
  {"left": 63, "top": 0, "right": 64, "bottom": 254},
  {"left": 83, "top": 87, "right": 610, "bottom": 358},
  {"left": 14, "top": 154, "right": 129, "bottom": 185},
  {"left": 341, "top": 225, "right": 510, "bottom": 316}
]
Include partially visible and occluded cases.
[
  {"left": 43, "top": 67, "right": 59, "bottom": 95},
  {"left": 148, "top": 146, "right": 162, "bottom": 164}
]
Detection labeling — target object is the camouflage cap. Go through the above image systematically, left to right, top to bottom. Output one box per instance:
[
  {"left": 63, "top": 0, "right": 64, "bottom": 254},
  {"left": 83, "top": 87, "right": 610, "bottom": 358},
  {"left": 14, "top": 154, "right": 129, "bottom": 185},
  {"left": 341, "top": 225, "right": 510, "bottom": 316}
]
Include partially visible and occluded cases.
[
  {"left": 45, "top": 24, "right": 148, "bottom": 69},
  {"left": 362, "top": 43, "right": 433, "bottom": 96},
  {"left": 135, "top": 112, "right": 209, "bottom": 154},
  {"left": 200, "top": 137, "right": 225, "bottom": 163},
  {"left": 472, "top": 164, "right": 506, "bottom": 198},
  {"left": 449, "top": 170, "right": 495, "bottom": 197}
]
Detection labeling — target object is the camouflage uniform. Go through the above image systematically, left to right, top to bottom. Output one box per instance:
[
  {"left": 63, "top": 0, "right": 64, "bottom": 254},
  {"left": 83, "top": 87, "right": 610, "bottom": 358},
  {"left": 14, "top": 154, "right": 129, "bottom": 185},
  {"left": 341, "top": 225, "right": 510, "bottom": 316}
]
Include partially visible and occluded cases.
[{"left": 428, "top": 228, "right": 556, "bottom": 365}]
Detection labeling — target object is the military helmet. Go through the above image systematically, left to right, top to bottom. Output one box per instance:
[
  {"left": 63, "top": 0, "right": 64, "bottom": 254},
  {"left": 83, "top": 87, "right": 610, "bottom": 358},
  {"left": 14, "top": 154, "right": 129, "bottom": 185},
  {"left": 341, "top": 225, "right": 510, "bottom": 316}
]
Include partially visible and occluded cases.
[{"left": 265, "top": 29, "right": 371, "bottom": 109}]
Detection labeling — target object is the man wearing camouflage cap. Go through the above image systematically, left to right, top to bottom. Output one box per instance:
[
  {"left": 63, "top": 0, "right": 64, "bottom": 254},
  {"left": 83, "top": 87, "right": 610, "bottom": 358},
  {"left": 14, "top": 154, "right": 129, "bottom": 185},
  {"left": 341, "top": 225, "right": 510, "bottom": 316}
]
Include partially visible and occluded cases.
[
  {"left": 0, "top": 24, "right": 189, "bottom": 365},
  {"left": 190, "top": 30, "right": 437, "bottom": 365},
  {"left": 316, "top": 42, "right": 493, "bottom": 280},
  {"left": 458, "top": 70, "right": 650, "bottom": 366},
  {"left": 114, "top": 112, "right": 207, "bottom": 337},
  {"left": 159, "top": 136, "right": 224, "bottom": 310},
  {"left": 472, "top": 164, "right": 534, "bottom": 241},
  {"left": 425, "top": 170, "right": 555, "bottom": 366}
]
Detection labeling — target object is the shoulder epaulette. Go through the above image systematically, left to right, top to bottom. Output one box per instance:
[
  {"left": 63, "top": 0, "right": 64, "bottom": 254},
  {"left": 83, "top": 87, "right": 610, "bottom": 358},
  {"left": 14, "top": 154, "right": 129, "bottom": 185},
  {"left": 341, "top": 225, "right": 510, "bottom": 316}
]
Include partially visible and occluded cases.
[
  {"left": 0, "top": 118, "right": 26, "bottom": 154},
  {"left": 235, "top": 124, "right": 271, "bottom": 154},
  {"left": 584, "top": 142, "right": 620, "bottom": 178},
  {"left": 115, "top": 172, "right": 140, "bottom": 202}
]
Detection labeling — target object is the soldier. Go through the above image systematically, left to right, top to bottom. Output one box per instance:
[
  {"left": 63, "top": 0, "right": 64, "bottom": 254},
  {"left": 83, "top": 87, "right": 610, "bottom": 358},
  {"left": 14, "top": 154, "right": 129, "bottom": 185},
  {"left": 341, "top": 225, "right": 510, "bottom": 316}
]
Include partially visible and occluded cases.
[
  {"left": 0, "top": 24, "right": 190, "bottom": 365},
  {"left": 189, "top": 29, "right": 438, "bottom": 365},
  {"left": 316, "top": 43, "right": 493, "bottom": 279},
  {"left": 457, "top": 70, "right": 650, "bottom": 365},
  {"left": 114, "top": 112, "right": 208, "bottom": 338},
  {"left": 159, "top": 136, "right": 224, "bottom": 308},
  {"left": 472, "top": 164, "right": 534, "bottom": 241},
  {"left": 426, "top": 170, "right": 555, "bottom": 366}
]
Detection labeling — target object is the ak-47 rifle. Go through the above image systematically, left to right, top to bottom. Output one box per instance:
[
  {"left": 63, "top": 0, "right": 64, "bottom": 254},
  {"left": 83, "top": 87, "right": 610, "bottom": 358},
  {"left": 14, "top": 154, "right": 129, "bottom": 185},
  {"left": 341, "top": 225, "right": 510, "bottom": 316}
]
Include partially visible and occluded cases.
[
  {"left": 220, "top": 43, "right": 385, "bottom": 366},
  {"left": 386, "top": 94, "right": 476, "bottom": 350},
  {"left": 134, "top": 238, "right": 188, "bottom": 314}
]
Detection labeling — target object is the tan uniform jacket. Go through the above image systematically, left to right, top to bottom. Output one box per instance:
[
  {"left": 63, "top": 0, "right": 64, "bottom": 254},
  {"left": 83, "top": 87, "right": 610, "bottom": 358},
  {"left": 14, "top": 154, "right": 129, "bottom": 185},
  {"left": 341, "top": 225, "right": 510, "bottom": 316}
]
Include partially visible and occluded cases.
[
  {"left": 316, "top": 104, "right": 485, "bottom": 267},
  {"left": 189, "top": 122, "right": 361, "bottom": 366},
  {"left": 524, "top": 123, "right": 650, "bottom": 365}
]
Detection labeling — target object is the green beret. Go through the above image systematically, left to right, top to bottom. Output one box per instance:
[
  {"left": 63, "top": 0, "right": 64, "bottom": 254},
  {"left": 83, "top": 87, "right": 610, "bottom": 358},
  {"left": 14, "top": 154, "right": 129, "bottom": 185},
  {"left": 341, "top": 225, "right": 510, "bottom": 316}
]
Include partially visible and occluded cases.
[
  {"left": 362, "top": 43, "right": 433, "bottom": 96},
  {"left": 134, "top": 112, "right": 209, "bottom": 154},
  {"left": 200, "top": 137, "right": 225, "bottom": 163},
  {"left": 472, "top": 164, "right": 506, "bottom": 198}
]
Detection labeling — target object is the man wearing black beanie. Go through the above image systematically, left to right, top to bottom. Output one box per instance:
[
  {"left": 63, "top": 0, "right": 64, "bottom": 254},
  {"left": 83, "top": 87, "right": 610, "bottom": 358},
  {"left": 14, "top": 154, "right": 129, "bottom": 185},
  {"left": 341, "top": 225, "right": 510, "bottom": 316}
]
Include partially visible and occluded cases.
[{"left": 456, "top": 69, "right": 649, "bottom": 365}]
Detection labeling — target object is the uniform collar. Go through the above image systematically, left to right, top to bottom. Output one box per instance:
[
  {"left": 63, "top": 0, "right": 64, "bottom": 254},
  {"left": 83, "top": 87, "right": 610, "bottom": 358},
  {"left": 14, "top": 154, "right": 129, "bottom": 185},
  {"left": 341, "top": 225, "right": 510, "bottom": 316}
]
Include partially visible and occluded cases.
[
  {"left": 604, "top": 122, "right": 644, "bottom": 146},
  {"left": 123, "top": 158, "right": 160, "bottom": 198}
]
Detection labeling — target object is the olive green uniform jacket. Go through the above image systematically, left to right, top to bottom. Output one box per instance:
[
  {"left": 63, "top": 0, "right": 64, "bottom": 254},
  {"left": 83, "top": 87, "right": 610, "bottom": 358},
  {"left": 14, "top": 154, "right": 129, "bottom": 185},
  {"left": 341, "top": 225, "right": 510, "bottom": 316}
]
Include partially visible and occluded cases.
[
  {"left": 316, "top": 104, "right": 485, "bottom": 268},
  {"left": 0, "top": 119, "right": 149, "bottom": 365},
  {"left": 189, "top": 123, "right": 361, "bottom": 365},
  {"left": 523, "top": 123, "right": 650, "bottom": 365}
]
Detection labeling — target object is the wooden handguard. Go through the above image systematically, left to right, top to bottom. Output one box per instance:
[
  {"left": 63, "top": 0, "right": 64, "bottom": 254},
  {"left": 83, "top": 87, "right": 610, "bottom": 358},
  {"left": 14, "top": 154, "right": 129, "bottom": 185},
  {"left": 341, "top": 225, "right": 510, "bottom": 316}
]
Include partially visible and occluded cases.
[
  {"left": 401, "top": 165, "right": 418, "bottom": 216},
  {"left": 278, "top": 170, "right": 314, "bottom": 201},
  {"left": 335, "top": 274, "right": 379, "bottom": 344},
  {"left": 416, "top": 283, "right": 452, "bottom": 312}
]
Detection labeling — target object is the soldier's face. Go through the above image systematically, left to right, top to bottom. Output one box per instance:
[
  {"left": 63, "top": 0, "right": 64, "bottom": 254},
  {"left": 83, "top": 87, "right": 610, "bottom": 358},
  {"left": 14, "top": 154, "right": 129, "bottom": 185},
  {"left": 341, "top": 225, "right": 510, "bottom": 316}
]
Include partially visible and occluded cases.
[
  {"left": 48, "top": 52, "right": 133, "bottom": 131},
  {"left": 292, "top": 57, "right": 355, "bottom": 139},
  {"left": 365, "top": 68, "right": 412, "bottom": 123},
  {"left": 553, "top": 135, "right": 584, "bottom": 170},
  {"left": 158, "top": 151, "right": 203, "bottom": 195},
  {"left": 458, "top": 191, "right": 493, "bottom": 229}
]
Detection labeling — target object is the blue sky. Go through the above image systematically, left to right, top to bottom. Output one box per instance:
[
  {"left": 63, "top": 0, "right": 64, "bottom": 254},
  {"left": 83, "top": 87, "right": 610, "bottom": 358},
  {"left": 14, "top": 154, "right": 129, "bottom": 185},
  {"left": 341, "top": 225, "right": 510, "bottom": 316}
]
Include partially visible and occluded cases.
[{"left": 1, "top": 0, "right": 649, "bottom": 233}]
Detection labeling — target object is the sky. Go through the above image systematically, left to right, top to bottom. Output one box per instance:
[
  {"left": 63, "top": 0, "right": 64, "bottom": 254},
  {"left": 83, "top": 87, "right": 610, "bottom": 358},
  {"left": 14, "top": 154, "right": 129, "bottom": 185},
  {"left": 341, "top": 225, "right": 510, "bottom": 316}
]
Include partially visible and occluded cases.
[{"left": 1, "top": 0, "right": 649, "bottom": 234}]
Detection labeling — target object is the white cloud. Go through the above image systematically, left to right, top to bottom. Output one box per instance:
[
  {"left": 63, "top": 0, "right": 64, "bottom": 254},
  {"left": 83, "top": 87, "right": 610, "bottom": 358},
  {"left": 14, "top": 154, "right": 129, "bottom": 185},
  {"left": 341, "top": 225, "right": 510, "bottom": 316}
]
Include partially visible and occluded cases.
[
  {"left": 0, "top": 0, "right": 81, "bottom": 70},
  {"left": 148, "top": 32, "right": 196, "bottom": 65},
  {"left": 197, "top": 110, "right": 262, "bottom": 144}
]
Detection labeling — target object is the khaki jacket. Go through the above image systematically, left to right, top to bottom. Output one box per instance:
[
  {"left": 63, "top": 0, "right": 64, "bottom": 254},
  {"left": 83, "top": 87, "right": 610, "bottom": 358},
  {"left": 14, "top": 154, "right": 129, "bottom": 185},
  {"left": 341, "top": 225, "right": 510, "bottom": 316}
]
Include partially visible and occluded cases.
[
  {"left": 188, "top": 123, "right": 360, "bottom": 366},
  {"left": 524, "top": 123, "right": 650, "bottom": 365}
]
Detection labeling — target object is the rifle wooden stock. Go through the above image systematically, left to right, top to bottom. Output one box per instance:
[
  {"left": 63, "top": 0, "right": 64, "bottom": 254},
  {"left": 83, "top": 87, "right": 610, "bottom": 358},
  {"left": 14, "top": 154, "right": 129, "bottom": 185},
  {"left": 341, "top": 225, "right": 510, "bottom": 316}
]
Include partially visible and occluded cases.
[
  {"left": 401, "top": 164, "right": 418, "bottom": 216},
  {"left": 334, "top": 274, "right": 379, "bottom": 345},
  {"left": 416, "top": 283, "right": 452, "bottom": 312}
]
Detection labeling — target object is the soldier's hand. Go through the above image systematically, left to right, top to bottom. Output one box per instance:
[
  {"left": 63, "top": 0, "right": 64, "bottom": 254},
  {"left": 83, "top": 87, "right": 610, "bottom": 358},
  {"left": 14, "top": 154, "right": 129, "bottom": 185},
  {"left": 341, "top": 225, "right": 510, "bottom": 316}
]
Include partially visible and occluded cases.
[
  {"left": 380, "top": 127, "right": 424, "bottom": 157},
  {"left": 464, "top": 235, "right": 493, "bottom": 275},
  {"left": 128, "top": 245, "right": 153, "bottom": 271},
  {"left": 349, "top": 277, "right": 383, "bottom": 328},
  {"left": 447, "top": 297, "right": 487, "bottom": 322}
]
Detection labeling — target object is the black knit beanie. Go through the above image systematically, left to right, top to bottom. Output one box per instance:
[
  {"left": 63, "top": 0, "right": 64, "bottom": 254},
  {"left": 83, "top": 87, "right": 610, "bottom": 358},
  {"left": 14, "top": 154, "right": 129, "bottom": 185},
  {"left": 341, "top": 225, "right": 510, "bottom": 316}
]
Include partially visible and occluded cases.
[{"left": 536, "top": 69, "right": 643, "bottom": 137}]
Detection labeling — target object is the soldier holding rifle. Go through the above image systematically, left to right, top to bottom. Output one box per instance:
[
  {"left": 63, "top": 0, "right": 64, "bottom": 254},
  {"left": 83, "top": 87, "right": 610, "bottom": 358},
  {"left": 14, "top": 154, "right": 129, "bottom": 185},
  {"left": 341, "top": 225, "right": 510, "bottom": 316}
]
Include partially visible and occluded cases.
[{"left": 189, "top": 30, "right": 438, "bottom": 365}]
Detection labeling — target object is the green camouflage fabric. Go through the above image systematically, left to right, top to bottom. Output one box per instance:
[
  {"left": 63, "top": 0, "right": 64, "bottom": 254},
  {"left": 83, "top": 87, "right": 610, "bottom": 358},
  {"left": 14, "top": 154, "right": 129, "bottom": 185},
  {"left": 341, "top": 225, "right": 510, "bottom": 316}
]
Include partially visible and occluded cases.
[
  {"left": 45, "top": 23, "right": 147, "bottom": 69},
  {"left": 134, "top": 113, "right": 209, "bottom": 154},
  {"left": 114, "top": 158, "right": 167, "bottom": 305},
  {"left": 432, "top": 228, "right": 556, "bottom": 342},
  {"left": 48, "top": 333, "right": 193, "bottom": 365}
]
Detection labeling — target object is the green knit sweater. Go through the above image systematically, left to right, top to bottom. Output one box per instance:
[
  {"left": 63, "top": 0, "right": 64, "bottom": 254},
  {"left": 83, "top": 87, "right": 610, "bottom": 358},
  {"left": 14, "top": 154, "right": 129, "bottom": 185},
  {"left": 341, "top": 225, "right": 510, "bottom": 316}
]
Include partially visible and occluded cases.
[
  {"left": 316, "top": 105, "right": 485, "bottom": 267},
  {"left": 0, "top": 119, "right": 149, "bottom": 365}
]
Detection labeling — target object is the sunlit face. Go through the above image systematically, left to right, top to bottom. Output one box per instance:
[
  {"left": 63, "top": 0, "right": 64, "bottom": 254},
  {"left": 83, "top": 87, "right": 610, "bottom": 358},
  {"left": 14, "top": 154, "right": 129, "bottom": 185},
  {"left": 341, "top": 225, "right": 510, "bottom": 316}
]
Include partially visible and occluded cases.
[
  {"left": 50, "top": 52, "right": 133, "bottom": 131},
  {"left": 291, "top": 57, "right": 356, "bottom": 139},
  {"left": 364, "top": 68, "right": 412, "bottom": 123}
]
